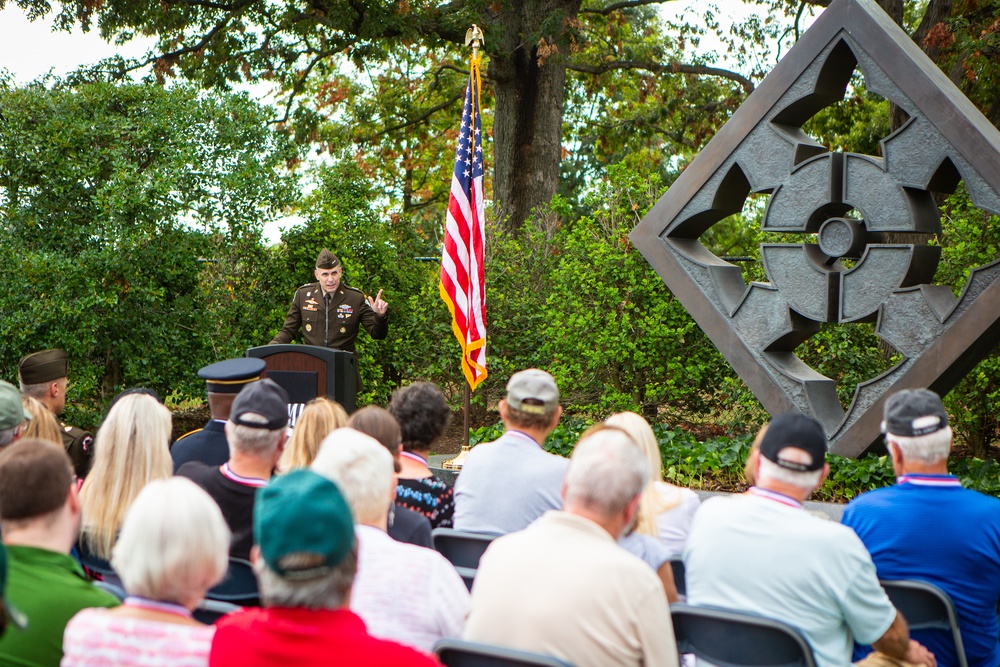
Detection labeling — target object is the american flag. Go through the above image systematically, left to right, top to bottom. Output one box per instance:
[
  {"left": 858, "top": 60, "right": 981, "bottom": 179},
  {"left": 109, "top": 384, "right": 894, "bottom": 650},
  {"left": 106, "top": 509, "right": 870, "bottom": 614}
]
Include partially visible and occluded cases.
[{"left": 440, "top": 54, "right": 487, "bottom": 390}]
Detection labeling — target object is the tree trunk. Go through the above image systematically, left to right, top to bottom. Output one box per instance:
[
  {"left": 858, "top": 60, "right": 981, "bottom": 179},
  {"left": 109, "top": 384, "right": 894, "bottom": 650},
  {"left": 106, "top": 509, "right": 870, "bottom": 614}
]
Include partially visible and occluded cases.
[{"left": 487, "top": 0, "right": 581, "bottom": 231}]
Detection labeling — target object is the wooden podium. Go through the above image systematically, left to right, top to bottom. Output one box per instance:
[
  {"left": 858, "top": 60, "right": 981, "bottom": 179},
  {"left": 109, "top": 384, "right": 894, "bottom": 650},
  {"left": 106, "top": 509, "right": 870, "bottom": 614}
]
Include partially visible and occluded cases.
[{"left": 246, "top": 345, "right": 358, "bottom": 415}]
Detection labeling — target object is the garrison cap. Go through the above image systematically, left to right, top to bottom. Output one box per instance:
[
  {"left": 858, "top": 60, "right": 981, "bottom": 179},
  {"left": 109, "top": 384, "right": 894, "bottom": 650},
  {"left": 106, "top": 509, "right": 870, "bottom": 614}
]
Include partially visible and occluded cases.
[
  {"left": 315, "top": 249, "right": 341, "bottom": 270},
  {"left": 18, "top": 349, "right": 68, "bottom": 385},
  {"left": 198, "top": 358, "right": 267, "bottom": 395}
]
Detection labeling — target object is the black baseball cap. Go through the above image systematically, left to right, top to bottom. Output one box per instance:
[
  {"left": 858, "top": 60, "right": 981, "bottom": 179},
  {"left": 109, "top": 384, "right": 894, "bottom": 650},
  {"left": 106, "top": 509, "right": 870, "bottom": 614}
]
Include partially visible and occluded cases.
[
  {"left": 230, "top": 379, "right": 290, "bottom": 430},
  {"left": 882, "top": 389, "right": 949, "bottom": 438},
  {"left": 759, "top": 413, "right": 828, "bottom": 472}
]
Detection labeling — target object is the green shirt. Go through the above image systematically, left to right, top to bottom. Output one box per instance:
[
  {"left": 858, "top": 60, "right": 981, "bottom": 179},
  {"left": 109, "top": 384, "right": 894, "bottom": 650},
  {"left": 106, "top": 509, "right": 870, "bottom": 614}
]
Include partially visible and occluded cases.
[{"left": 0, "top": 545, "right": 119, "bottom": 667}]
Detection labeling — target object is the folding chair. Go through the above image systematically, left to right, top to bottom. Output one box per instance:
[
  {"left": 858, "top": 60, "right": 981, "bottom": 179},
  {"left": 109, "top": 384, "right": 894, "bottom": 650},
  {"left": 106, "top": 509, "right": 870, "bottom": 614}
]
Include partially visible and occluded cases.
[
  {"left": 432, "top": 528, "right": 499, "bottom": 591},
  {"left": 432, "top": 528, "right": 499, "bottom": 569},
  {"left": 205, "top": 557, "right": 259, "bottom": 606},
  {"left": 670, "top": 558, "right": 686, "bottom": 597},
  {"left": 879, "top": 579, "right": 969, "bottom": 667},
  {"left": 93, "top": 580, "right": 126, "bottom": 602},
  {"left": 193, "top": 599, "right": 242, "bottom": 625},
  {"left": 670, "top": 603, "right": 818, "bottom": 667},
  {"left": 434, "top": 638, "right": 575, "bottom": 667}
]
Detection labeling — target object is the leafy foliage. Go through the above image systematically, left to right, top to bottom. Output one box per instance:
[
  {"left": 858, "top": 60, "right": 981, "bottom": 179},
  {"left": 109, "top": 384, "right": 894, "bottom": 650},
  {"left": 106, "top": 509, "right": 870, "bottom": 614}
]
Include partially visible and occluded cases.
[{"left": 0, "top": 81, "right": 299, "bottom": 427}]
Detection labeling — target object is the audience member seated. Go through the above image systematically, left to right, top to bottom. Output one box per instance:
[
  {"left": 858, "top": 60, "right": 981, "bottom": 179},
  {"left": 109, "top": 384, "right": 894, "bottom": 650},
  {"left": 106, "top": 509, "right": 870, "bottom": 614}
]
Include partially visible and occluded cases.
[
  {"left": 173, "top": 359, "right": 268, "bottom": 472},
  {"left": 453, "top": 369, "right": 567, "bottom": 534},
  {"left": 177, "top": 379, "right": 289, "bottom": 561},
  {"left": 0, "top": 381, "right": 30, "bottom": 450},
  {"left": 388, "top": 382, "right": 455, "bottom": 528},
  {"left": 843, "top": 388, "right": 1000, "bottom": 667},
  {"left": 79, "top": 394, "right": 173, "bottom": 564},
  {"left": 21, "top": 395, "right": 61, "bottom": 445},
  {"left": 277, "top": 396, "right": 348, "bottom": 472},
  {"left": 349, "top": 405, "right": 434, "bottom": 549},
  {"left": 606, "top": 412, "right": 699, "bottom": 555},
  {"left": 684, "top": 413, "right": 935, "bottom": 667},
  {"left": 570, "top": 423, "right": 677, "bottom": 602},
  {"left": 312, "top": 428, "right": 469, "bottom": 652},
  {"left": 465, "top": 428, "right": 677, "bottom": 667},
  {"left": 0, "top": 439, "right": 119, "bottom": 667},
  {"left": 209, "top": 469, "right": 442, "bottom": 667},
  {"left": 62, "top": 477, "right": 231, "bottom": 667}
]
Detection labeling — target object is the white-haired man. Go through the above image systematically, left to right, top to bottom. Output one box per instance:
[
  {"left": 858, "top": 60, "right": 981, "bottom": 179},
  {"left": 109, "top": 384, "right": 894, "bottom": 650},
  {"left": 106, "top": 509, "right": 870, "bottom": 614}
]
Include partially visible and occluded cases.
[
  {"left": 453, "top": 368, "right": 567, "bottom": 534},
  {"left": 177, "top": 378, "right": 289, "bottom": 560},
  {"left": 843, "top": 389, "right": 1000, "bottom": 667},
  {"left": 684, "top": 412, "right": 935, "bottom": 667},
  {"left": 311, "top": 428, "right": 469, "bottom": 653},
  {"left": 464, "top": 428, "right": 677, "bottom": 667},
  {"left": 209, "top": 469, "right": 440, "bottom": 667}
]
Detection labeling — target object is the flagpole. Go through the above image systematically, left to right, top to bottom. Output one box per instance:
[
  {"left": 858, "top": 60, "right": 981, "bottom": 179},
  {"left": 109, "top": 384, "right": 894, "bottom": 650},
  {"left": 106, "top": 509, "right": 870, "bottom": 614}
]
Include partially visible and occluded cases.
[{"left": 443, "top": 23, "right": 486, "bottom": 471}]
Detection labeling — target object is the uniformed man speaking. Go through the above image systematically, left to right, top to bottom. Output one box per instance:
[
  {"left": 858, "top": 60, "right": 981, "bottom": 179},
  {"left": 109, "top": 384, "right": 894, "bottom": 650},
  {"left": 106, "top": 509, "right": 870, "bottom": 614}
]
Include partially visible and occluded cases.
[{"left": 269, "top": 249, "right": 389, "bottom": 351}]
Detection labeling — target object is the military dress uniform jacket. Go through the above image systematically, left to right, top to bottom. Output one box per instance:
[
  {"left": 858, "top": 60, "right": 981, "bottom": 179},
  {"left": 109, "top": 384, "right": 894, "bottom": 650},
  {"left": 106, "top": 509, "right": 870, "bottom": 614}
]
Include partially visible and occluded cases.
[
  {"left": 270, "top": 282, "right": 388, "bottom": 352},
  {"left": 61, "top": 424, "right": 94, "bottom": 479}
]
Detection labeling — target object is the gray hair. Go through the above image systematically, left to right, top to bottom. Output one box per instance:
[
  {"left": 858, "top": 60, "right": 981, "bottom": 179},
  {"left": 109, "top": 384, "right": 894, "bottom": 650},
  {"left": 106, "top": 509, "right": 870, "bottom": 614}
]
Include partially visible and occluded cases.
[
  {"left": 18, "top": 381, "right": 49, "bottom": 400},
  {"left": 225, "top": 415, "right": 285, "bottom": 457},
  {"left": 0, "top": 426, "right": 19, "bottom": 448},
  {"left": 887, "top": 426, "right": 952, "bottom": 464},
  {"left": 311, "top": 428, "right": 394, "bottom": 525},
  {"left": 565, "top": 429, "right": 650, "bottom": 516},
  {"left": 757, "top": 451, "right": 823, "bottom": 491},
  {"left": 112, "top": 477, "right": 230, "bottom": 604},
  {"left": 256, "top": 546, "right": 357, "bottom": 610}
]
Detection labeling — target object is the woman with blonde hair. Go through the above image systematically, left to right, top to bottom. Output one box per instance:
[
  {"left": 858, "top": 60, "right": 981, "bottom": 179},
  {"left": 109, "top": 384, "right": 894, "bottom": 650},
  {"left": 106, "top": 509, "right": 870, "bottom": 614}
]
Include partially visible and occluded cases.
[
  {"left": 79, "top": 393, "right": 173, "bottom": 562},
  {"left": 21, "top": 395, "right": 62, "bottom": 445},
  {"left": 278, "top": 396, "right": 348, "bottom": 471},
  {"left": 605, "top": 412, "right": 700, "bottom": 556}
]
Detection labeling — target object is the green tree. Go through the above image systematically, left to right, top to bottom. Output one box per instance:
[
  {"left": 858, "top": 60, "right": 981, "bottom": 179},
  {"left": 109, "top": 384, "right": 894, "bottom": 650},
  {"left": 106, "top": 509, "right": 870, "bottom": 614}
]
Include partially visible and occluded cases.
[
  {"left": 2, "top": 0, "right": 754, "bottom": 230},
  {"left": 0, "top": 81, "right": 299, "bottom": 424}
]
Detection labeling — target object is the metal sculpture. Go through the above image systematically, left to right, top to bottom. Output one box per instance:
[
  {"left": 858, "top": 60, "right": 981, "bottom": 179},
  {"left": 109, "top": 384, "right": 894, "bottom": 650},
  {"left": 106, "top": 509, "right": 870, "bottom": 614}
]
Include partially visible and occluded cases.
[{"left": 630, "top": 0, "right": 1000, "bottom": 456}]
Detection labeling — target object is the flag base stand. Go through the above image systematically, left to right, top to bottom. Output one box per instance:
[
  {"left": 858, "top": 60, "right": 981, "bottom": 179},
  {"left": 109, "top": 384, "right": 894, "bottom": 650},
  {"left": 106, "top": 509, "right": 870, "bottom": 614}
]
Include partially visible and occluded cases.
[{"left": 442, "top": 445, "right": 471, "bottom": 470}]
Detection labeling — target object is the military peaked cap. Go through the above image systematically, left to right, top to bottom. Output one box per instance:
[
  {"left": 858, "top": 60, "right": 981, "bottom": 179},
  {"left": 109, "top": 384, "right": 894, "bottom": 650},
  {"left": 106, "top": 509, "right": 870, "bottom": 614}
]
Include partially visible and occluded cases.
[{"left": 198, "top": 358, "right": 267, "bottom": 394}]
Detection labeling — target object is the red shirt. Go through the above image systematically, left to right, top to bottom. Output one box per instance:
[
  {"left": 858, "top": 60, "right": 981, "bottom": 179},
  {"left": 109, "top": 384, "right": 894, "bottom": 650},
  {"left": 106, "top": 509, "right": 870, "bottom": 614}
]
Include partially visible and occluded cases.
[{"left": 210, "top": 607, "right": 442, "bottom": 667}]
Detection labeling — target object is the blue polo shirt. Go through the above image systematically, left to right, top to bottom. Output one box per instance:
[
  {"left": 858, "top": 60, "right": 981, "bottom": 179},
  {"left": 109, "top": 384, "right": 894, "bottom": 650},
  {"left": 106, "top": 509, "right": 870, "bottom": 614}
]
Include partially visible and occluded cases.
[{"left": 842, "top": 475, "right": 1000, "bottom": 667}]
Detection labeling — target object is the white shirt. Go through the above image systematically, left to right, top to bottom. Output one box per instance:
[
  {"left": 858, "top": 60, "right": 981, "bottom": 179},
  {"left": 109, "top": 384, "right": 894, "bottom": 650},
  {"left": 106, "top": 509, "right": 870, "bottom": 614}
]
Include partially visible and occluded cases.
[{"left": 350, "top": 525, "right": 470, "bottom": 652}]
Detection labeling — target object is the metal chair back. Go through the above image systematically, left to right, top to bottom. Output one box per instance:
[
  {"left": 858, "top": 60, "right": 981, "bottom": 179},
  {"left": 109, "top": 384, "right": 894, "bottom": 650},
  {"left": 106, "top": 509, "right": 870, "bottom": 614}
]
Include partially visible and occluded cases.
[
  {"left": 880, "top": 579, "right": 969, "bottom": 667},
  {"left": 670, "top": 603, "right": 818, "bottom": 667},
  {"left": 434, "top": 638, "right": 575, "bottom": 667}
]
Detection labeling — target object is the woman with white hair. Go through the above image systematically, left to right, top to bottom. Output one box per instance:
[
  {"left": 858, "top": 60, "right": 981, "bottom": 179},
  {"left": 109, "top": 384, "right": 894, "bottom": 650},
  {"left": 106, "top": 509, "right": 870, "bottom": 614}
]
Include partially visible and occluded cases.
[
  {"left": 606, "top": 412, "right": 700, "bottom": 556},
  {"left": 62, "top": 477, "right": 231, "bottom": 666}
]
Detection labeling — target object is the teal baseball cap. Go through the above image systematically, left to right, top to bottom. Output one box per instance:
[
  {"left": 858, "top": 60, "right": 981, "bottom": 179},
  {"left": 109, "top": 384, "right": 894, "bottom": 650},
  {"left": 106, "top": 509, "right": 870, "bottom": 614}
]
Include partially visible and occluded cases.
[
  {"left": 0, "top": 381, "right": 31, "bottom": 432},
  {"left": 254, "top": 469, "right": 355, "bottom": 581},
  {"left": 0, "top": 543, "right": 27, "bottom": 631}
]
